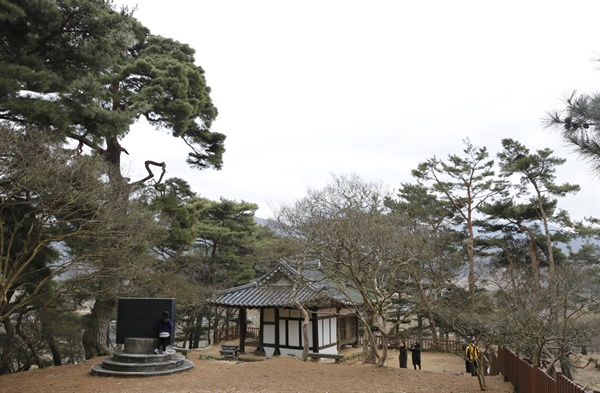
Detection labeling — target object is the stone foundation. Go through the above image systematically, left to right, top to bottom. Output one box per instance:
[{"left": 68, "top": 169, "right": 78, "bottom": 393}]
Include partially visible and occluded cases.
[
  {"left": 91, "top": 337, "right": 194, "bottom": 377},
  {"left": 123, "top": 337, "right": 156, "bottom": 354}
]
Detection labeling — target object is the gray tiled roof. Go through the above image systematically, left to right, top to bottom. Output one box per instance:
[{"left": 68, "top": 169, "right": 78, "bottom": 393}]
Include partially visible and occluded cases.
[{"left": 208, "top": 260, "right": 362, "bottom": 308}]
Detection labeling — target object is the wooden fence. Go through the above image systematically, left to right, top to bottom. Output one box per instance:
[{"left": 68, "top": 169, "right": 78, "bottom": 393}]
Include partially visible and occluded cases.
[
  {"left": 214, "top": 326, "right": 259, "bottom": 343},
  {"left": 357, "top": 335, "right": 463, "bottom": 353},
  {"left": 492, "top": 346, "right": 591, "bottom": 393}
]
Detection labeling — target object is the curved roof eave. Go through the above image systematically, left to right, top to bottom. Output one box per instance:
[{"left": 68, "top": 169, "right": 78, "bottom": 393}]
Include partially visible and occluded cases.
[{"left": 207, "top": 260, "right": 363, "bottom": 308}]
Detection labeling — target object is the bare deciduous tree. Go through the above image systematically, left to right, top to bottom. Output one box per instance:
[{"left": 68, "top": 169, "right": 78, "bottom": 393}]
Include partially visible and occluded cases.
[{"left": 275, "top": 174, "right": 446, "bottom": 366}]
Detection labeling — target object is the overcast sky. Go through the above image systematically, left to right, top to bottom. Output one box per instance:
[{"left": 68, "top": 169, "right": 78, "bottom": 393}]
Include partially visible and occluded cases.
[{"left": 117, "top": 0, "right": 600, "bottom": 221}]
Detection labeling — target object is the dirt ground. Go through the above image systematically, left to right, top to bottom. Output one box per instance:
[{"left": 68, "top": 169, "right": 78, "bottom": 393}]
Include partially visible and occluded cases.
[{"left": 0, "top": 343, "right": 517, "bottom": 393}]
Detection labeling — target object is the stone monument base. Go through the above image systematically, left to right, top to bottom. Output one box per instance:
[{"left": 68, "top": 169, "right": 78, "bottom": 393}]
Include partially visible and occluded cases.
[{"left": 91, "top": 337, "right": 194, "bottom": 377}]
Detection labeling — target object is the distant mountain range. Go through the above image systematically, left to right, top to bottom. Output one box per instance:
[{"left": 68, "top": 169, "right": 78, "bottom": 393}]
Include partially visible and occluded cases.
[
  {"left": 254, "top": 216, "right": 599, "bottom": 255},
  {"left": 254, "top": 217, "right": 270, "bottom": 226}
]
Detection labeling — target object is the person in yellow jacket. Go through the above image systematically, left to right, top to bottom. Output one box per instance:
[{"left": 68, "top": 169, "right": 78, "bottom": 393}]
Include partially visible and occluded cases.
[{"left": 465, "top": 336, "right": 479, "bottom": 376}]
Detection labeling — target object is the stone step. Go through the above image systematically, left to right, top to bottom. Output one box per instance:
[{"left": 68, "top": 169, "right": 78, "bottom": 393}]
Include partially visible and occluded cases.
[
  {"left": 91, "top": 338, "right": 195, "bottom": 378},
  {"left": 111, "top": 349, "right": 177, "bottom": 363},
  {"left": 99, "top": 355, "right": 186, "bottom": 372},
  {"left": 91, "top": 359, "right": 194, "bottom": 377}
]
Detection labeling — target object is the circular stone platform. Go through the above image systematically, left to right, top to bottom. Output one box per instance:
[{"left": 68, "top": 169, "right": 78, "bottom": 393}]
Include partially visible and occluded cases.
[{"left": 91, "top": 338, "right": 194, "bottom": 377}]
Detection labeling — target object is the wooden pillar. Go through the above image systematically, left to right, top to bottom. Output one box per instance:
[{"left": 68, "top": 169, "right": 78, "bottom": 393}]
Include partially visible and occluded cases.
[
  {"left": 336, "top": 307, "right": 341, "bottom": 352},
  {"left": 239, "top": 308, "right": 247, "bottom": 354},
  {"left": 257, "top": 308, "right": 264, "bottom": 354},
  {"left": 274, "top": 308, "right": 281, "bottom": 355},
  {"left": 225, "top": 309, "right": 230, "bottom": 341},
  {"left": 311, "top": 310, "right": 319, "bottom": 353},
  {"left": 353, "top": 315, "right": 359, "bottom": 346}
]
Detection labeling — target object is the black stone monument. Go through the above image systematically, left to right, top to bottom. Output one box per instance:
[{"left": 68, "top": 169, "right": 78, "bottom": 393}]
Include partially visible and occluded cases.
[{"left": 116, "top": 298, "right": 176, "bottom": 344}]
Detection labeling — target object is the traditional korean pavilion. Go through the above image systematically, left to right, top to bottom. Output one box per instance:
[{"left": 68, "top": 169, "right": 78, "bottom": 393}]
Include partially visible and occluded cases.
[{"left": 208, "top": 260, "right": 362, "bottom": 358}]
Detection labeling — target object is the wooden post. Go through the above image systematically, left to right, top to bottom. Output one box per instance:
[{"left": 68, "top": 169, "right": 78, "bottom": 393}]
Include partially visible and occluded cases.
[
  {"left": 336, "top": 307, "right": 341, "bottom": 352},
  {"left": 239, "top": 308, "right": 247, "bottom": 354},
  {"left": 257, "top": 308, "right": 264, "bottom": 354},
  {"left": 274, "top": 308, "right": 280, "bottom": 356},
  {"left": 225, "top": 309, "right": 230, "bottom": 341},
  {"left": 312, "top": 310, "right": 319, "bottom": 353}
]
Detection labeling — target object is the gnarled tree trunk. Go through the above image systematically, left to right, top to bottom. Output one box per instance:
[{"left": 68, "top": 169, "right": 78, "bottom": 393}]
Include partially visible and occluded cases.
[
  {"left": 83, "top": 298, "right": 116, "bottom": 359},
  {"left": 361, "top": 326, "right": 378, "bottom": 365}
]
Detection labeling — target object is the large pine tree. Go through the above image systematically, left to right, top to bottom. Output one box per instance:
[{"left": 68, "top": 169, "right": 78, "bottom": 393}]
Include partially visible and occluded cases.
[
  {"left": 1, "top": 0, "right": 225, "bottom": 358},
  {"left": 546, "top": 82, "right": 600, "bottom": 173}
]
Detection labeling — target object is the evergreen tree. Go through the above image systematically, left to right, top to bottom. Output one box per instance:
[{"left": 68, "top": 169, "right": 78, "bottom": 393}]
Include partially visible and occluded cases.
[
  {"left": 1, "top": 0, "right": 225, "bottom": 358},
  {"left": 546, "top": 85, "right": 600, "bottom": 173},
  {"left": 411, "top": 139, "right": 506, "bottom": 295},
  {"left": 496, "top": 139, "right": 579, "bottom": 279},
  {"left": 385, "top": 183, "right": 465, "bottom": 340},
  {"left": 192, "top": 197, "right": 259, "bottom": 286},
  {"left": 477, "top": 199, "right": 549, "bottom": 291}
]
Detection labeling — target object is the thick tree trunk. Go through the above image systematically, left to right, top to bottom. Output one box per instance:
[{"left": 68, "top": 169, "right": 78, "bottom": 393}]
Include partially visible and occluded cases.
[
  {"left": 81, "top": 136, "right": 124, "bottom": 360},
  {"left": 533, "top": 184, "right": 555, "bottom": 279},
  {"left": 82, "top": 298, "right": 116, "bottom": 359},
  {"left": 300, "top": 307, "right": 310, "bottom": 361},
  {"left": 192, "top": 313, "right": 203, "bottom": 349},
  {"left": 41, "top": 316, "right": 61, "bottom": 366},
  {"left": 1, "top": 318, "right": 17, "bottom": 374},
  {"left": 361, "top": 327, "right": 378, "bottom": 364},
  {"left": 378, "top": 334, "right": 388, "bottom": 367},
  {"left": 476, "top": 352, "right": 487, "bottom": 391}
]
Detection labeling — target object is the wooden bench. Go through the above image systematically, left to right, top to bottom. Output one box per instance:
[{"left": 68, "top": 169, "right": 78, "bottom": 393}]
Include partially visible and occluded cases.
[
  {"left": 219, "top": 345, "right": 239, "bottom": 359},
  {"left": 307, "top": 352, "right": 344, "bottom": 364}
]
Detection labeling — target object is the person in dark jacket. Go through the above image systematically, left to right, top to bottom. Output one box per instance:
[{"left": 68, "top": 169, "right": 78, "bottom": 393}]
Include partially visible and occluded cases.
[
  {"left": 155, "top": 310, "right": 174, "bottom": 355},
  {"left": 398, "top": 339, "right": 408, "bottom": 368},
  {"left": 410, "top": 342, "right": 421, "bottom": 370}
]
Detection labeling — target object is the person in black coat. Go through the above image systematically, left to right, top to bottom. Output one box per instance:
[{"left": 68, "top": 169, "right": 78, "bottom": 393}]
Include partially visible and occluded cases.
[
  {"left": 155, "top": 310, "right": 173, "bottom": 355},
  {"left": 398, "top": 340, "right": 408, "bottom": 368},
  {"left": 410, "top": 342, "right": 421, "bottom": 370}
]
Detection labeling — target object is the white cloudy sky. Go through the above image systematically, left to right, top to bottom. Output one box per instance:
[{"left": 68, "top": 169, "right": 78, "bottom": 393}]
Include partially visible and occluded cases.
[{"left": 117, "top": 0, "right": 600, "bottom": 221}]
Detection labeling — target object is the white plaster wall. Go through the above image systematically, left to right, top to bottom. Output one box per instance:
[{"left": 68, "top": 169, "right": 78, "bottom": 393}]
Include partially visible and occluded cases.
[
  {"left": 260, "top": 308, "right": 345, "bottom": 358},
  {"left": 317, "top": 316, "right": 338, "bottom": 347},
  {"left": 330, "top": 317, "right": 337, "bottom": 344},
  {"left": 320, "top": 318, "right": 329, "bottom": 346},
  {"left": 279, "top": 319, "right": 286, "bottom": 344},
  {"left": 288, "top": 320, "right": 300, "bottom": 347},
  {"left": 264, "top": 324, "right": 275, "bottom": 345},
  {"left": 319, "top": 345, "right": 338, "bottom": 355},
  {"left": 265, "top": 347, "right": 275, "bottom": 357}
]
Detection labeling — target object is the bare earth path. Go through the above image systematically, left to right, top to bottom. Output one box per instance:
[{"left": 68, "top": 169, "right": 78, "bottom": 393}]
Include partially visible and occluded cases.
[{"left": 0, "top": 347, "right": 515, "bottom": 393}]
